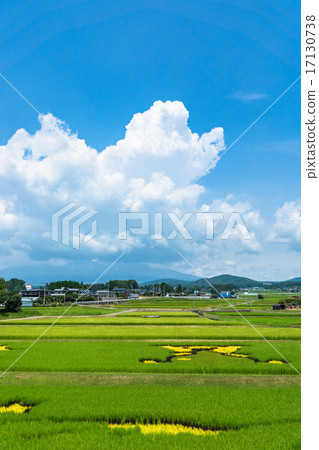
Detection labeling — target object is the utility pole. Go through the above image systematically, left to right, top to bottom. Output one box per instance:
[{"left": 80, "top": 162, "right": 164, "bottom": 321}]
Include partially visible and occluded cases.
[{"left": 43, "top": 285, "right": 46, "bottom": 306}]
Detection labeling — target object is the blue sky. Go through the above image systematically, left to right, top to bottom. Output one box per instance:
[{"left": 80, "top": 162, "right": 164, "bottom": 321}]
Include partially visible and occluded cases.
[{"left": 0, "top": 1, "right": 300, "bottom": 283}]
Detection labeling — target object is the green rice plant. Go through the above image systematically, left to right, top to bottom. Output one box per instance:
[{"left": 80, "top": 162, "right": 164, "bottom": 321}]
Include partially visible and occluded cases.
[
  {"left": 0, "top": 306, "right": 120, "bottom": 320},
  {"left": 119, "top": 311, "right": 198, "bottom": 317},
  {"left": 212, "top": 311, "right": 301, "bottom": 316},
  {"left": 206, "top": 314, "right": 301, "bottom": 327},
  {"left": 0, "top": 316, "right": 215, "bottom": 326},
  {"left": 0, "top": 325, "right": 301, "bottom": 340},
  {"left": 0, "top": 341, "right": 301, "bottom": 374},
  {"left": 0, "top": 385, "right": 301, "bottom": 449},
  {"left": 0, "top": 419, "right": 301, "bottom": 449}
]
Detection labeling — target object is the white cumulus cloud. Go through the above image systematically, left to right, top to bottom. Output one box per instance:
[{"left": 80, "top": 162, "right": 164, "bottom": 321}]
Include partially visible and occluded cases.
[
  {"left": 0, "top": 100, "right": 299, "bottom": 281},
  {"left": 0, "top": 100, "right": 227, "bottom": 269},
  {"left": 268, "top": 201, "right": 301, "bottom": 250}
]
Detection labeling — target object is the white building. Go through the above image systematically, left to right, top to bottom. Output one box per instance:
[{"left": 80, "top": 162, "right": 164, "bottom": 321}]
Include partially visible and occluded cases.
[{"left": 95, "top": 290, "right": 117, "bottom": 301}]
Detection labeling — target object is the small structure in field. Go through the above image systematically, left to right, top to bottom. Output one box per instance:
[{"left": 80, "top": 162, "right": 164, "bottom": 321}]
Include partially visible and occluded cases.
[{"left": 273, "top": 304, "right": 286, "bottom": 310}]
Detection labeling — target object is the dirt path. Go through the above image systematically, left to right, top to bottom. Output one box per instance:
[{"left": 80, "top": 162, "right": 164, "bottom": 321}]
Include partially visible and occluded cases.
[
  {"left": 0, "top": 308, "right": 202, "bottom": 321},
  {"left": 0, "top": 371, "right": 301, "bottom": 388}
]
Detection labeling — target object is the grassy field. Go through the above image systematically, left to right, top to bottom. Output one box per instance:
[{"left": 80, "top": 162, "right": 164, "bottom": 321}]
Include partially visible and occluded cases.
[
  {"left": 118, "top": 294, "right": 300, "bottom": 311},
  {"left": 0, "top": 302, "right": 301, "bottom": 448},
  {"left": 0, "top": 306, "right": 121, "bottom": 319},
  {"left": 119, "top": 311, "right": 199, "bottom": 317},
  {"left": 0, "top": 313, "right": 301, "bottom": 327},
  {"left": 206, "top": 313, "right": 301, "bottom": 327},
  {"left": 0, "top": 316, "right": 215, "bottom": 326},
  {"left": 0, "top": 324, "right": 301, "bottom": 339},
  {"left": 0, "top": 340, "right": 300, "bottom": 374},
  {"left": 0, "top": 384, "right": 300, "bottom": 449}
]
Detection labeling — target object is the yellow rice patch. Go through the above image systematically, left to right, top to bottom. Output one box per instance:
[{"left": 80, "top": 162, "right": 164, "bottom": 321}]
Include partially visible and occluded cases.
[
  {"left": 158, "top": 345, "right": 285, "bottom": 365},
  {"left": 161, "top": 345, "right": 251, "bottom": 360},
  {"left": 0, "top": 346, "right": 9, "bottom": 351},
  {"left": 162, "top": 346, "right": 191, "bottom": 353},
  {"left": 189, "top": 346, "right": 214, "bottom": 350},
  {"left": 213, "top": 346, "right": 241, "bottom": 355},
  {"left": 231, "top": 353, "right": 250, "bottom": 358},
  {"left": 143, "top": 360, "right": 158, "bottom": 364},
  {"left": 0, "top": 403, "right": 31, "bottom": 414},
  {"left": 109, "top": 422, "right": 220, "bottom": 436},
  {"left": 109, "top": 423, "right": 136, "bottom": 430}
]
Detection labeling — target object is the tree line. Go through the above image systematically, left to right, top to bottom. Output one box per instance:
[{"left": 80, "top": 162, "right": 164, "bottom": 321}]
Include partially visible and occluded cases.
[{"left": 0, "top": 278, "right": 22, "bottom": 312}]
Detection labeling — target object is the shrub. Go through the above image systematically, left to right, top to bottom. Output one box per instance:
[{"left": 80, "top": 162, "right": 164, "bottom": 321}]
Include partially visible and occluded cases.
[{"left": 4, "top": 293, "right": 22, "bottom": 312}]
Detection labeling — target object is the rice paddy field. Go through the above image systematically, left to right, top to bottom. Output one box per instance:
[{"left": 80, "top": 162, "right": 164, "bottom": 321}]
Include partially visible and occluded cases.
[{"left": 0, "top": 296, "right": 301, "bottom": 449}]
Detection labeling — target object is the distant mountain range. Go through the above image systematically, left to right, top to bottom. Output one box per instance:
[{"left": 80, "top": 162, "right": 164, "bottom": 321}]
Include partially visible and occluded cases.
[
  {"left": 142, "top": 274, "right": 301, "bottom": 288},
  {"left": 142, "top": 278, "right": 195, "bottom": 287}
]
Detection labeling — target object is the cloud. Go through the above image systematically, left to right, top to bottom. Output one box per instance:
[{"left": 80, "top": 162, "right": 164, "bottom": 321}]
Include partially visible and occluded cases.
[
  {"left": 230, "top": 92, "right": 267, "bottom": 102},
  {"left": 0, "top": 100, "right": 299, "bottom": 281},
  {"left": 0, "top": 101, "right": 227, "bottom": 266},
  {"left": 0, "top": 101, "right": 224, "bottom": 205},
  {"left": 0, "top": 199, "right": 19, "bottom": 230},
  {"left": 268, "top": 201, "right": 301, "bottom": 250}
]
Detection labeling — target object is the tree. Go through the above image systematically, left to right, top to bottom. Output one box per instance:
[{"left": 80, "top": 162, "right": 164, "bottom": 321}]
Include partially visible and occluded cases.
[
  {"left": 0, "top": 277, "right": 6, "bottom": 291},
  {"left": 0, "top": 277, "right": 7, "bottom": 306},
  {"left": 5, "top": 278, "right": 25, "bottom": 291},
  {"left": 108, "top": 279, "right": 138, "bottom": 290},
  {"left": 127, "top": 279, "right": 138, "bottom": 289},
  {"left": 47, "top": 280, "right": 88, "bottom": 290},
  {"left": 160, "top": 282, "right": 173, "bottom": 295},
  {"left": 90, "top": 283, "right": 105, "bottom": 293},
  {"left": 176, "top": 284, "right": 183, "bottom": 294},
  {"left": 65, "top": 291, "right": 78, "bottom": 303},
  {"left": 4, "top": 293, "right": 22, "bottom": 312},
  {"left": 258, "top": 294, "right": 264, "bottom": 299}
]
